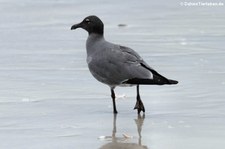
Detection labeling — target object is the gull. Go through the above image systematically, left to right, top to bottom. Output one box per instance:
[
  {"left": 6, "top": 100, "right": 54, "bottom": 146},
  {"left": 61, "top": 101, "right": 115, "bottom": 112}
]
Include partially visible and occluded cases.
[{"left": 71, "top": 15, "right": 178, "bottom": 114}]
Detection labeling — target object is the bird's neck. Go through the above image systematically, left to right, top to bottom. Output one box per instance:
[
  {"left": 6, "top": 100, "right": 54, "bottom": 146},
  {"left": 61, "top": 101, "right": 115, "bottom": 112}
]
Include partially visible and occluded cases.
[
  {"left": 86, "top": 33, "right": 105, "bottom": 55},
  {"left": 86, "top": 33, "right": 104, "bottom": 44},
  {"left": 88, "top": 33, "right": 104, "bottom": 39}
]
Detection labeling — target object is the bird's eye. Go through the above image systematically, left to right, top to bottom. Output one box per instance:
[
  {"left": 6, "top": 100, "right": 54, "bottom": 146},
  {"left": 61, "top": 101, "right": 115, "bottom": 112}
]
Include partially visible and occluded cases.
[{"left": 85, "top": 19, "right": 90, "bottom": 24}]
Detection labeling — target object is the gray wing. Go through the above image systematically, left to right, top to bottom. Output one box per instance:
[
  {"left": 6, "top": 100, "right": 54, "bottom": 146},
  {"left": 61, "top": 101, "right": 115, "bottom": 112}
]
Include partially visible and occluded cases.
[
  {"left": 88, "top": 43, "right": 153, "bottom": 86},
  {"left": 119, "top": 45, "right": 154, "bottom": 69},
  {"left": 119, "top": 46, "right": 178, "bottom": 85}
]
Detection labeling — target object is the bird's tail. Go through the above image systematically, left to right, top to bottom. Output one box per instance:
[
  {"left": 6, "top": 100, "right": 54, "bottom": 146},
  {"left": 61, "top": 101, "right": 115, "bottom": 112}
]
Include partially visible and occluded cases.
[{"left": 134, "top": 63, "right": 178, "bottom": 85}]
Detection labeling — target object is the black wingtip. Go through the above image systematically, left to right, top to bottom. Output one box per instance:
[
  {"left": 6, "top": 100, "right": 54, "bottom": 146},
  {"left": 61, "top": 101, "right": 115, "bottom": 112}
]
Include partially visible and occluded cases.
[
  {"left": 122, "top": 78, "right": 178, "bottom": 85},
  {"left": 168, "top": 79, "right": 178, "bottom": 84}
]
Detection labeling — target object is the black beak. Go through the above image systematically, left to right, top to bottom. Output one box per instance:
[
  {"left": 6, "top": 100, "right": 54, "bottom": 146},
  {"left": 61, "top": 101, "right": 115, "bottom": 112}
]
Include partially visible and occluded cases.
[{"left": 71, "top": 22, "right": 82, "bottom": 30}]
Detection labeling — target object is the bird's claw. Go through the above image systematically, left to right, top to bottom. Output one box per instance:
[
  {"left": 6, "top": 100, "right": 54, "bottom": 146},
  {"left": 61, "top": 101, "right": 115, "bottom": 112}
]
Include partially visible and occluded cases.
[{"left": 134, "top": 100, "right": 145, "bottom": 114}]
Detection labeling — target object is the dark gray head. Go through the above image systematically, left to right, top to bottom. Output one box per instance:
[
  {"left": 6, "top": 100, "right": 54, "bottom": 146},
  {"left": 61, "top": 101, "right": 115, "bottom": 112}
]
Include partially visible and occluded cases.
[{"left": 71, "top": 15, "right": 104, "bottom": 35}]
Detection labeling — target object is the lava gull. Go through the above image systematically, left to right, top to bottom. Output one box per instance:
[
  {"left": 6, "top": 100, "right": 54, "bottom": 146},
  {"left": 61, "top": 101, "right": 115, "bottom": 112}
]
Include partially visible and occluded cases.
[{"left": 71, "top": 15, "right": 178, "bottom": 114}]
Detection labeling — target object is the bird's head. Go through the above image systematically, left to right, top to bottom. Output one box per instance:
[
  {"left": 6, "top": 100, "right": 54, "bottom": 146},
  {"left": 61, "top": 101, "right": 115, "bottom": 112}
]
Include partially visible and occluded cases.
[{"left": 71, "top": 15, "right": 104, "bottom": 35}]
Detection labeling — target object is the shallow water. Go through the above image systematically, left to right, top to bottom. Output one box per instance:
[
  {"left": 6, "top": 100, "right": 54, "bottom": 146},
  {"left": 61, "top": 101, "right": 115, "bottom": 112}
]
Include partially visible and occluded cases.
[{"left": 0, "top": 0, "right": 225, "bottom": 149}]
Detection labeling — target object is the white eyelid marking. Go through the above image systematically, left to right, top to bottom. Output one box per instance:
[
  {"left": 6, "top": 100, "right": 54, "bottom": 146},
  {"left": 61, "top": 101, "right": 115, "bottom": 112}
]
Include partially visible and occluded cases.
[{"left": 86, "top": 19, "right": 90, "bottom": 24}]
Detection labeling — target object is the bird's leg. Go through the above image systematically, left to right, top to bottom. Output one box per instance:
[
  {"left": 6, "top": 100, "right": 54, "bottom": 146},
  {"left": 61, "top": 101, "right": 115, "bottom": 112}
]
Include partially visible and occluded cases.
[
  {"left": 134, "top": 85, "right": 145, "bottom": 114},
  {"left": 111, "top": 88, "right": 118, "bottom": 114}
]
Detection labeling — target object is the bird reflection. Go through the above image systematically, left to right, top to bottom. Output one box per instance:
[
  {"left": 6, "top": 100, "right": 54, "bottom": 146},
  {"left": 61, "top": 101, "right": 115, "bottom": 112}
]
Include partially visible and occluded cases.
[{"left": 99, "top": 114, "right": 148, "bottom": 149}]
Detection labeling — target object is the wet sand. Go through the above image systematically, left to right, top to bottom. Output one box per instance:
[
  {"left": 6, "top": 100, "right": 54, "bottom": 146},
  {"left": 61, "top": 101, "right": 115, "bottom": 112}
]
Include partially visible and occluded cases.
[{"left": 0, "top": 0, "right": 225, "bottom": 148}]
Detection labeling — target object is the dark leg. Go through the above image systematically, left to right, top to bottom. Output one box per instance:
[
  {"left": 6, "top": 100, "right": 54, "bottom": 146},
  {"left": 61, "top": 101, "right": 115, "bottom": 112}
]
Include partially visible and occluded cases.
[
  {"left": 134, "top": 85, "right": 145, "bottom": 114},
  {"left": 111, "top": 88, "right": 118, "bottom": 114}
]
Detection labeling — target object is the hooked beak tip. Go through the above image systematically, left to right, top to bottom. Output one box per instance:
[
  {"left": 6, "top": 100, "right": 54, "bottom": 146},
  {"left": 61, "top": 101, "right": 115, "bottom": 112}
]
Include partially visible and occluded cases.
[{"left": 71, "top": 23, "right": 80, "bottom": 30}]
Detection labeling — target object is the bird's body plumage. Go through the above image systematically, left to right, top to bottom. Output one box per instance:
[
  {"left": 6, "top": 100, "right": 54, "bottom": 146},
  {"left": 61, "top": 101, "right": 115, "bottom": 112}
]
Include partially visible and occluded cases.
[{"left": 86, "top": 33, "right": 153, "bottom": 88}]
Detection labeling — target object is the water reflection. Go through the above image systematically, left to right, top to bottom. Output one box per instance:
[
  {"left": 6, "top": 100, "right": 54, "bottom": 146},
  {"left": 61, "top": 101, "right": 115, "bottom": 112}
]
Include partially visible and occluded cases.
[{"left": 99, "top": 114, "right": 148, "bottom": 149}]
